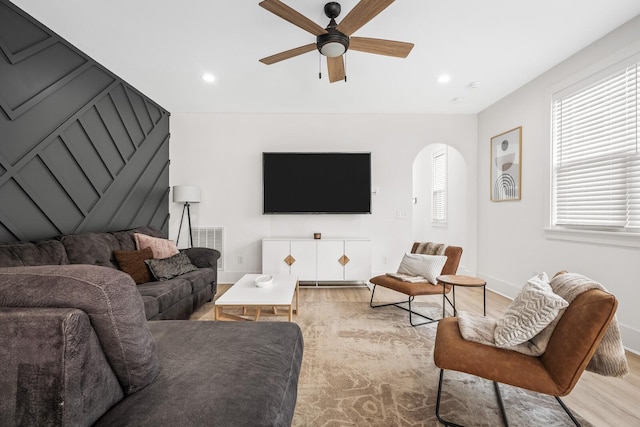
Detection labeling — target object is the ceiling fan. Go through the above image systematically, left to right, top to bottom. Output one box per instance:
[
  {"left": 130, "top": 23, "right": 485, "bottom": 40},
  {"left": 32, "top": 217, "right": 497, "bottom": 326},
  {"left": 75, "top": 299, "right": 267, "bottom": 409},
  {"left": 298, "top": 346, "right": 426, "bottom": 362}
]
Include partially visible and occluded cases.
[{"left": 258, "top": 0, "right": 414, "bottom": 83}]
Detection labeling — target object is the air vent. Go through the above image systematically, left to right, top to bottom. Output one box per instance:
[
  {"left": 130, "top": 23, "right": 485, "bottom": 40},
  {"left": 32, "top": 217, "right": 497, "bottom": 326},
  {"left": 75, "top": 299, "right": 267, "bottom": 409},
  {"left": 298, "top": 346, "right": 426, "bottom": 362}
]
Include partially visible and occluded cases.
[{"left": 192, "top": 227, "right": 224, "bottom": 270}]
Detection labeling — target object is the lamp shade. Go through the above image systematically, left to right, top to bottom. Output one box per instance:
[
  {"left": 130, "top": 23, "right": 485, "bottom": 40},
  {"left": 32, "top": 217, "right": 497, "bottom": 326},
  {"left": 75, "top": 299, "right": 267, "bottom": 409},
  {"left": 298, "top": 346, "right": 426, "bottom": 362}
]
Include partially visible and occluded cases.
[{"left": 173, "top": 185, "right": 200, "bottom": 203}]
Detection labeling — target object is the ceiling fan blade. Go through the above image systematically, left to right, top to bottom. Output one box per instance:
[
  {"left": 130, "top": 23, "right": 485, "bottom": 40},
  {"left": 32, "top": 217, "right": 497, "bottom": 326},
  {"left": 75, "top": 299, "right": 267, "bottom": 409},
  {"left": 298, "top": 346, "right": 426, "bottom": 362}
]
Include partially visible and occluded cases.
[
  {"left": 259, "top": 0, "right": 327, "bottom": 36},
  {"left": 336, "top": 0, "right": 395, "bottom": 36},
  {"left": 349, "top": 37, "right": 414, "bottom": 58},
  {"left": 259, "top": 43, "right": 317, "bottom": 65},
  {"left": 327, "top": 56, "right": 346, "bottom": 83}
]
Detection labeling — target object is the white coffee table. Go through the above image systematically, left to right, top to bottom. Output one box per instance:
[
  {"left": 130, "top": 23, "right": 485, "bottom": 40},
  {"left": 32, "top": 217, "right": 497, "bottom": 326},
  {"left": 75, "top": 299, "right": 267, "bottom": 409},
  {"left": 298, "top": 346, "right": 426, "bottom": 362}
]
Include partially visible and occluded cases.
[{"left": 214, "top": 273, "right": 299, "bottom": 322}]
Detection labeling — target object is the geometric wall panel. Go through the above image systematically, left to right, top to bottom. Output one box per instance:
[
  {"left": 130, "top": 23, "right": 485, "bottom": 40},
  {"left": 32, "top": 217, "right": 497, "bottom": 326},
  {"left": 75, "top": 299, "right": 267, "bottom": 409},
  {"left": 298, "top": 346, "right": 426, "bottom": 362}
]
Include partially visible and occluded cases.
[{"left": 0, "top": 0, "right": 170, "bottom": 242}]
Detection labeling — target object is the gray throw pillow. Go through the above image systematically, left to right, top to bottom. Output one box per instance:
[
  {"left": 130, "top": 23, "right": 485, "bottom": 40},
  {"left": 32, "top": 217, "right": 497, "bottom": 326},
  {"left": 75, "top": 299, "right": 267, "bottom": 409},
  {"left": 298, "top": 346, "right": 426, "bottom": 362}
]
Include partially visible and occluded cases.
[{"left": 145, "top": 251, "right": 198, "bottom": 281}]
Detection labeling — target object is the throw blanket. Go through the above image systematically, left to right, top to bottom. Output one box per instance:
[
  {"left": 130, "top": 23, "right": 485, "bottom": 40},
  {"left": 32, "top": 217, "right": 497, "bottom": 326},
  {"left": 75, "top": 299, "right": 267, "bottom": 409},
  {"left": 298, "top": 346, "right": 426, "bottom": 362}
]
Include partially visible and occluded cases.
[
  {"left": 414, "top": 242, "right": 447, "bottom": 256},
  {"left": 458, "top": 272, "right": 628, "bottom": 377},
  {"left": 385, "top": 273, "right": 429, "bottom": 283}
]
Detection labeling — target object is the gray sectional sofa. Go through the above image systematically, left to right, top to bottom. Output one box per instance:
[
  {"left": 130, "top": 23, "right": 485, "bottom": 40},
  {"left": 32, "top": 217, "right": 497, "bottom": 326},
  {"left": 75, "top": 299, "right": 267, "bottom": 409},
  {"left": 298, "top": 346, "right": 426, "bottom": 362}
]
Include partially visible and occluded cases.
[
  {"left": 0, "top": 226, "right": 219, "bottom": 320},
  {"left": 0, "top": 227, "right": 304, "bottom": 426}
]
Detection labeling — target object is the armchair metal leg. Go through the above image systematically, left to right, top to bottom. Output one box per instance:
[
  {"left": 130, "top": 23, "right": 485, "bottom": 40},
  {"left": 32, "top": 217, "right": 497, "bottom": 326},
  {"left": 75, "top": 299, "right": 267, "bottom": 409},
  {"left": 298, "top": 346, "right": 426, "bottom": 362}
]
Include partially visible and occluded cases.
[
  {"left": 369, "top": 285, "right": 439, "bottom": 326},
  {"left": 436, "top": 369, "right": 581, "bottom": 427},
  {"left": 436, "top": 369, "right": 464, "bottom": 427},
  {"left": 493, "top": 381, "right": 509, "bottom": 426},
  {"left": 555, "top": 396, "right": 582, "bottom": 426}
]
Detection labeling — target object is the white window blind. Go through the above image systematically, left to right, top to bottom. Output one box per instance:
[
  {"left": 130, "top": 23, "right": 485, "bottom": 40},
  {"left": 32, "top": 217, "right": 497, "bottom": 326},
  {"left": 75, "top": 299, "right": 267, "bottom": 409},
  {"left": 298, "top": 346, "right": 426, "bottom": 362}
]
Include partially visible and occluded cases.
[
  {"left": 552, "top": 62, "right": 640, "bottom": 232},
  {"left": 432, "top": 149, "right": 447, "bottom": 224}
]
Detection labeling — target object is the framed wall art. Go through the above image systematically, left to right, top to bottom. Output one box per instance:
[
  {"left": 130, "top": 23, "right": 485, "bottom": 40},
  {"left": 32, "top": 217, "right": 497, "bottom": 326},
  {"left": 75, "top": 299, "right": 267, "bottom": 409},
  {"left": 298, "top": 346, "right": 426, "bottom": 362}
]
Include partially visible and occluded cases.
[{"left": 490, "top": 126, "right": 522, "bottom": 201}]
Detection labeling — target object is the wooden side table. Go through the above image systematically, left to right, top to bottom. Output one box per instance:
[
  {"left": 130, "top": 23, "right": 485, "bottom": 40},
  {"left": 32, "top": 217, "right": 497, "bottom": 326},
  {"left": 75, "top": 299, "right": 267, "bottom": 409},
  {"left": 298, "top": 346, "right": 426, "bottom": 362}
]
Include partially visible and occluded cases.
[{"left": 437, "top": 274, "right": 487, "bottom": 317}]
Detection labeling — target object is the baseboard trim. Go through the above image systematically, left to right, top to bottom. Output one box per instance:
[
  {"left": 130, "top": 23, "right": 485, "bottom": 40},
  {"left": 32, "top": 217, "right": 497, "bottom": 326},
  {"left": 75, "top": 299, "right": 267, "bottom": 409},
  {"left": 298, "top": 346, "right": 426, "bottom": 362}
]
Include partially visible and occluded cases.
[
  {"left": 477, "top": 273, "right": 520, "bottom": 300},
  {"left": 619, "top": 325, "right": 640, "bottom": 356}
]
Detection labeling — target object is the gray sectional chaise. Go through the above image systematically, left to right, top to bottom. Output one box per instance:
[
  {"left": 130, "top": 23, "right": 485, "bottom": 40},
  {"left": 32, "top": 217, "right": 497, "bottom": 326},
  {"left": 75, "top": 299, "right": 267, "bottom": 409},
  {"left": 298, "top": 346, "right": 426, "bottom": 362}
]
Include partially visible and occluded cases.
[{"left": 0, "top": 228, "right": 304, "bottom": 426}]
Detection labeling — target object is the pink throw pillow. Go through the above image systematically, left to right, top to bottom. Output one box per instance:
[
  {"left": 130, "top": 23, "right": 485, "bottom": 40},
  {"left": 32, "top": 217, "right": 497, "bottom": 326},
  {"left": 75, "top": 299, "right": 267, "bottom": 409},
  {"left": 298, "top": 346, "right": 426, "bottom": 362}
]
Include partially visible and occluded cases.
[{"left": 134, "top": 233, "right": 179, "bottom": 259}]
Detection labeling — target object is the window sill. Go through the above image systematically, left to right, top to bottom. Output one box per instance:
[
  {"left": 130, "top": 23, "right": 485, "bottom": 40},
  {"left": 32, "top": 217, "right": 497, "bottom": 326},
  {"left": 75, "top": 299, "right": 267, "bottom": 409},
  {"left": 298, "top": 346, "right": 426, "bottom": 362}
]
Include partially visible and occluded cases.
[{"left": 544, "top": 228, "right": 640, "bottom": 248}]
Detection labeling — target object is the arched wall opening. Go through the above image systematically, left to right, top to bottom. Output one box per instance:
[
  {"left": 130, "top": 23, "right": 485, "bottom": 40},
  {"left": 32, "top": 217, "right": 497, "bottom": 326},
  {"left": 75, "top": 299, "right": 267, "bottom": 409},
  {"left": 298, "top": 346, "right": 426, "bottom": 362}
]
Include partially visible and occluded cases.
[{"left": 412, "top": 144, "right": 468, "bottom": 258}]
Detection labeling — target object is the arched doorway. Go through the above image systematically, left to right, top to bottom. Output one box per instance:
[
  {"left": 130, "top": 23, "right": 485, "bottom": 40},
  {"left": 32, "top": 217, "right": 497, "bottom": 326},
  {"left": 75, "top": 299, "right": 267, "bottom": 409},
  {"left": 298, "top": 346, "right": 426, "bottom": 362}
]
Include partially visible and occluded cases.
[{"left": 412, "top": 144, "right": 467, "bottom": 249}]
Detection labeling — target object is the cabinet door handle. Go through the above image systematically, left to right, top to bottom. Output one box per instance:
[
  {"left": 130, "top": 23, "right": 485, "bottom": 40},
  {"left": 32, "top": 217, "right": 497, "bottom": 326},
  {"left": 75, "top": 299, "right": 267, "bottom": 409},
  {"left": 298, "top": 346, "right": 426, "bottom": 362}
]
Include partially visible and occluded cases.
[
  {"left": 285, "top": 255, "right": 296, "bottom": 266},
  {"left": 338, "top": 255, "right": 350, "bottom": 266}
]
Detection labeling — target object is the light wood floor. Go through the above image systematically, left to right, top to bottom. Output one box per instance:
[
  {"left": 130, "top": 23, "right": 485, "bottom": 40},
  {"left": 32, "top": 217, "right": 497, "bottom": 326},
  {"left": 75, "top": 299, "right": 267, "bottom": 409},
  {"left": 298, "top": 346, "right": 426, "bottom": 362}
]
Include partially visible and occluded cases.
[{"left": 214, "top": 283, "right": 640, "bottom": 426}]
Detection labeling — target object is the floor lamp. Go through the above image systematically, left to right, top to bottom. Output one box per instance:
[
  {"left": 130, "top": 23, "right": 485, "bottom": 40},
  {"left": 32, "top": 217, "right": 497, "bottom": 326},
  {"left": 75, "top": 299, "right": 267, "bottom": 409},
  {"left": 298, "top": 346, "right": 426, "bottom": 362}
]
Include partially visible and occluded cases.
[{"left": 173, "top": 185, "right": 200, "bottom": 248}]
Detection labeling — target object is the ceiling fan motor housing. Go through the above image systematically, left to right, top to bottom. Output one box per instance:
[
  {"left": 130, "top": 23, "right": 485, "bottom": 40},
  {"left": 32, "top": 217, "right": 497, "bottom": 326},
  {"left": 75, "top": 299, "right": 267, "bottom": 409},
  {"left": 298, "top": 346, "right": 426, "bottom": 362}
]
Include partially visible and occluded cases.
[{"left": 324, "top": 2, "right": 341, "bottom": 19}]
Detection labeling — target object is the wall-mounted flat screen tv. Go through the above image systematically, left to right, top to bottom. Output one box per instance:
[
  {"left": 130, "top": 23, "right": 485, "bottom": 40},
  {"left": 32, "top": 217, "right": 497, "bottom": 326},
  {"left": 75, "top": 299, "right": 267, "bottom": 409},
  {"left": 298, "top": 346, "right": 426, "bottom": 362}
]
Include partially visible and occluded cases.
[{"left": 263, "top": 152, "right": 371, "bottom": 214}]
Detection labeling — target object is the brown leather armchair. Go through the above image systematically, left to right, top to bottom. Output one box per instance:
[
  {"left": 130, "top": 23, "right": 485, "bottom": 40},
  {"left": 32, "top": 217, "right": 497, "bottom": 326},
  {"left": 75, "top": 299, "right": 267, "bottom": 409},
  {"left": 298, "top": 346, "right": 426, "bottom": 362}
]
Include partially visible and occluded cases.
[
  {"left": 368, "top": 242, "right": 463, "bottom": 326},
  {"left": 433, "top": 287, "right": 618, "bottom": 426}
]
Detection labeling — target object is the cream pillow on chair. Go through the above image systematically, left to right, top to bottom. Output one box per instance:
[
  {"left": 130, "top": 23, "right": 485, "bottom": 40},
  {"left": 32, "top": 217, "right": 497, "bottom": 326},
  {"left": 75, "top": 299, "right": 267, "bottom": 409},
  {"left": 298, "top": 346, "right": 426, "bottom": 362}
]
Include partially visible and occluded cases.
[
  {"left": 397, "top": 253, "right": 448, "bottom": 284},
  {"left": 494, "top": 272, "right": 569, "bottom": 348}
]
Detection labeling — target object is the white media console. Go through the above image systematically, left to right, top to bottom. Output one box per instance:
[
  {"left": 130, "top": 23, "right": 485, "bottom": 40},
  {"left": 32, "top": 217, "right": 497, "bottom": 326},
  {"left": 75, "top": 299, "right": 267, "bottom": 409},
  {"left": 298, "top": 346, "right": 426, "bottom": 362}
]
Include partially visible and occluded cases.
[{"left": 262, "top": 238, "right": 372, "bottom": 285}]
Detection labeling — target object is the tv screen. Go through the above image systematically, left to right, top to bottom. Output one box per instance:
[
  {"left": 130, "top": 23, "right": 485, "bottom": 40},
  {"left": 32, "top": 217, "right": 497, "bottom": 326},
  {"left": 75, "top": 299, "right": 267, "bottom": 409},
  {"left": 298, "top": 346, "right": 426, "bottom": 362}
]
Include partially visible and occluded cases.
[{"left": 263, "top": 152, "right": 371, "bottom": 214}]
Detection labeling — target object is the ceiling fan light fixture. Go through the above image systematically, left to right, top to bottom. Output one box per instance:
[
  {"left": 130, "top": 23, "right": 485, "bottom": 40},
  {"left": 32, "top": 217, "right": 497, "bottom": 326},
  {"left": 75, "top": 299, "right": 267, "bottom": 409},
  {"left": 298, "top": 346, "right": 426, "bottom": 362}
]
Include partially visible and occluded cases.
[
  {"left": 317, "top": 30, "right": 349, "bottom": 57},
  {"left": 320, "top": 41, "right": 346, "bottom": 57}
]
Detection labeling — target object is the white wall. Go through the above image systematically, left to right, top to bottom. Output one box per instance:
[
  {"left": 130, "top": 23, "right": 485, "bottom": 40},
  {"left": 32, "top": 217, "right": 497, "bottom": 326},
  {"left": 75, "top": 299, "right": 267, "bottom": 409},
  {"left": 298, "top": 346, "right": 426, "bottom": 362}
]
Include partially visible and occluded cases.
[
  {"left": 477, "top": 16, "right": 640, "bottom": 353},
  {"left": 169, "top": 113, "right": 478, "bottom": 285}
]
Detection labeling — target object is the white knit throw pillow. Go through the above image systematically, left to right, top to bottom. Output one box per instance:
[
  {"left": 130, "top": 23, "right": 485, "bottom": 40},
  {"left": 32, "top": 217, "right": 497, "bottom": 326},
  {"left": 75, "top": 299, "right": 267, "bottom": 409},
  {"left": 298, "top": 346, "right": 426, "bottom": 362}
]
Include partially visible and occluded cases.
[{"left": 494, "top": 273, "right": 568, "bottom": 348}]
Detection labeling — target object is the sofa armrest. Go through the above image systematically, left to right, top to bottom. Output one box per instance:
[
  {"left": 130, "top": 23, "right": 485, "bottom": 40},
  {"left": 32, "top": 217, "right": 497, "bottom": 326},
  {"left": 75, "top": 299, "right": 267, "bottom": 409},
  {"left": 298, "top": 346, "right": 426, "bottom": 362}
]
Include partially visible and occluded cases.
[
  {"left": 182, "top": 247, "right": 221, "bottom": 269},
  {"left": 0, "top": 265, "right": 159, "bottom": 394},
  {"left": 0, "top": 307, "right": 124, "bottom": 426}
]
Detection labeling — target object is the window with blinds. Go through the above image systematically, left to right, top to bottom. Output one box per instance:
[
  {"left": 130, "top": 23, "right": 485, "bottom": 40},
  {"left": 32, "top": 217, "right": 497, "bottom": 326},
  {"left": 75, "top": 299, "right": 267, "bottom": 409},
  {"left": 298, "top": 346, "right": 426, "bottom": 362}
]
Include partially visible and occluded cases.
[
  {"left": 552, "top": 60, "right": 640, "bottom": 232},
  {"left": 432, "top": 148, "right": 447, "bottom": 224}
]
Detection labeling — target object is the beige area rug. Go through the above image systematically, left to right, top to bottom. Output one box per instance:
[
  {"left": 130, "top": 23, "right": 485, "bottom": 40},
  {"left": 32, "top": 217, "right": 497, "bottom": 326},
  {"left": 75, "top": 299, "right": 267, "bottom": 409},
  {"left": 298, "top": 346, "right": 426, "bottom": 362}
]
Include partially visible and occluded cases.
[{"left": 193, "top": 299, "right": 591, "bottom": 427}]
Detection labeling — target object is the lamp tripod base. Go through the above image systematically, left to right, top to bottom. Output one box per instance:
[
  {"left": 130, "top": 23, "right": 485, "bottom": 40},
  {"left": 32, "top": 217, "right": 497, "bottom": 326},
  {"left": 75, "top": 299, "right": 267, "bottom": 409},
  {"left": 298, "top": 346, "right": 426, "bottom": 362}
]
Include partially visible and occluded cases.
[{"left": 176, "top": 202, "right": 193, "bottom": 248}]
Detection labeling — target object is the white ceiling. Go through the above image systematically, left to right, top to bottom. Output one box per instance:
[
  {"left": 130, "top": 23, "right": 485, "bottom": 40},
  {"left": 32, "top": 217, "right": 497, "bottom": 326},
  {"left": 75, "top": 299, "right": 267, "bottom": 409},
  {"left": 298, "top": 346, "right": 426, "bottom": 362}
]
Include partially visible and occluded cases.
[{"left": 11, "top": 0, "right": 640, "bottom": 114}]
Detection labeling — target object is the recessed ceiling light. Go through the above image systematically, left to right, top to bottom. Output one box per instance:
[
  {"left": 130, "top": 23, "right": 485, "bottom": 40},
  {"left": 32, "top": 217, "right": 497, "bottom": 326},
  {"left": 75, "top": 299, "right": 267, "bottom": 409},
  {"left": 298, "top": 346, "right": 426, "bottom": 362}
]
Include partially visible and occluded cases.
[
  {"left": 202, "top": 73, "right": 216, "bottom": 83},
  {"left": 437, "top": 74, "right": 451, "bottom": 84}
]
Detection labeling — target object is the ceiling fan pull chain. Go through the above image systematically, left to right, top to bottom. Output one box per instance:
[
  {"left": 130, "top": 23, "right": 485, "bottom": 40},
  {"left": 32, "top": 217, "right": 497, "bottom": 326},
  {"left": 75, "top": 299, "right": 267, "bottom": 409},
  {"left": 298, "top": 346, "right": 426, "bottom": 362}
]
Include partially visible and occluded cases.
[
  {"left": 318, "top": 52, "right": 322, "bottom": 79},
  {"left": 344, "top": 52, "right": 347, "bottom": 82}
]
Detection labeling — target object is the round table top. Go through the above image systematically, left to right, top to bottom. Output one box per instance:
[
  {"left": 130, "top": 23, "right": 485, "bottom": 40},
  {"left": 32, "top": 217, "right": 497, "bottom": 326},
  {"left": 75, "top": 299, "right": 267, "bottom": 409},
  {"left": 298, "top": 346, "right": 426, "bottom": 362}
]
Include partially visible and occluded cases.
[{"left": 437, "top": 274, "right": 486, "bottom": 287}]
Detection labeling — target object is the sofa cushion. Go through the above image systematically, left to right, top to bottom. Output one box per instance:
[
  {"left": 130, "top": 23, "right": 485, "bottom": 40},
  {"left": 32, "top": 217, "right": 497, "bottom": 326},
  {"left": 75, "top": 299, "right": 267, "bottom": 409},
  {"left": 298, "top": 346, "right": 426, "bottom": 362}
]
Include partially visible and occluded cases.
[
  {"left": 110, "top": 230, "right": 138, "bottom": 252},
  {"left": 61, "top": 232, "right": 122, "bottom": 269},
  {"left": 0, "top": 240, "right": 69, "bottom": 267},
  {"left": 114, "top": 247, "right": 154, "bottom": 284},
  {"left": 145, "top": 252, "right": 198, "bottom": 281},
  {"left": 0, "top": 265, "right": 159, "bottom": 394},
  {"left": 178, "top": 268, "right": 216, "bottom": 293},
  {"left": 136, "top": 278, "right": 193, "bottom": 313},
  {"left": 141, "top": 295, "right": 160, "bottom": 320},
  {"left": 148, "top": 296, "right": 193, "bottom": 320},
  {"left": 93, "top": 321, "right": 304, "bottom": 427}
]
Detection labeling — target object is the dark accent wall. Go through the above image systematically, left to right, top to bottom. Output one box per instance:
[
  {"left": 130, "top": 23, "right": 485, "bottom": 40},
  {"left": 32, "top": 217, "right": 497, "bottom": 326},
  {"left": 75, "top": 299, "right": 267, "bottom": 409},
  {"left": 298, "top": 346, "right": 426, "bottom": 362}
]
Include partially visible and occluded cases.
[{"left": 0, "top": 0, "right": 170, "bottom": 242}]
